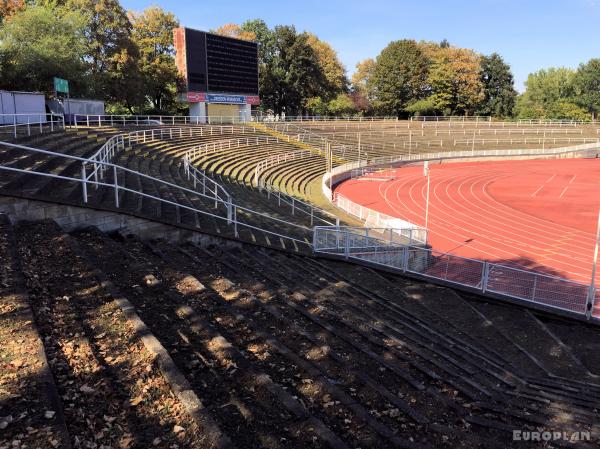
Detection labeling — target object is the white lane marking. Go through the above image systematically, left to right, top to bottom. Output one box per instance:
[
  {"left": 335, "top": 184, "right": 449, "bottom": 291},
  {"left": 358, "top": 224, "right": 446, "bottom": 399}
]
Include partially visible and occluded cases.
[
  {"left": 531, "top": 173, "right": 561, "bottom": 197},
  {"left": 559, "top": 175, "right": 577, "bottom": 199},
  {"left": 531, "top": 184, "right": 545, "bottom": 197}
]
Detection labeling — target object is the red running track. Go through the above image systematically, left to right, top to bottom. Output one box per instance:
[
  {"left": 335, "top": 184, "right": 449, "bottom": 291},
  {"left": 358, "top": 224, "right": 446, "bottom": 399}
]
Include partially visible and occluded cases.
[{"left": 335, "top": 158, "right": 600, "bottom": 287}]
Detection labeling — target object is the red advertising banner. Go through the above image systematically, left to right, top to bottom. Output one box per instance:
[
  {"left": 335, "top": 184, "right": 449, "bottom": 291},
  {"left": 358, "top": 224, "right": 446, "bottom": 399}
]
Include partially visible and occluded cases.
[{"left": 187, "top": 92, "right": 206, "bottom": 103}]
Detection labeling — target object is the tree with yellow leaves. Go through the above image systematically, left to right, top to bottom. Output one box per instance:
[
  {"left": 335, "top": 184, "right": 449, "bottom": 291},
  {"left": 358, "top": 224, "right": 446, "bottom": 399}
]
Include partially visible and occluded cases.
[
  {"left": 212, "top": 23, "right": 256, "bottom": 42},
  {"left": 305, "top": 33, "right": 347, "bottom": 96},
  {"left": 427, "top": 46, "right": 484, "bottom": 115}
]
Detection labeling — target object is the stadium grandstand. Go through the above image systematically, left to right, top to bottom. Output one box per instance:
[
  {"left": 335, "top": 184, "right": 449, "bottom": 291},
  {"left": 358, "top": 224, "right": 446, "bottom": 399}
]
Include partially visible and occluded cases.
[{"left": 2, "top": 21, "right": 600, "bottom": 449}]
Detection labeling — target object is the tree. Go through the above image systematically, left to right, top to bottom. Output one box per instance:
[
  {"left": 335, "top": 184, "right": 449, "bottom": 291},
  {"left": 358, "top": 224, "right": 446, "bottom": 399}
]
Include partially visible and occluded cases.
[
  {"left": 0, "top": 0, "right": 25, "bottom": 24},
  {"left": 66, "top": 0, "right": 138, "bottom": 100},
  {"left": 0, "top": 3, "right": 87, "bottom": 94},
  {"left": 130, "top": 5, "right": 180, "bottom": 112},
  {"left": 240, "top": 19, "right": 274, "bottom": 61},
  {"left": 213, "top": 23, "right": 256, "bottom": 41},
  {"left": 258, "top": 25, "right": 326, "bottom": 115},
  {"left": 306, "top": 33, "right": 347, "bottom": 96},
  {"left": 368, "top": 39, "right": 429, "bottom": 116},
  {"left": 427, "top": 46, "right": 483, "bottom": 115},
  {"left": 478, "top": 53, "right": 517, "bottom": 117},
  {"left": 351, "top": 58, "right": 375, "bottom": 94},
  {"left": 573, "top": 59, "right": 600, "bottom": 120},
  {"left": 515, "top": 67, "right": 579, "bottom": 118},
  {"left": 327, "top": 93, "right": 355, "bottom": 115}
]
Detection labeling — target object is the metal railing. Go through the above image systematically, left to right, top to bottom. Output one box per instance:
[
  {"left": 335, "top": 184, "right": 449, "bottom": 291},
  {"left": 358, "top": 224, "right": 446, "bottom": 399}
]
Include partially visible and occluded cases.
[
  {"left": 0, "top": 113, "right": 65, "bottom": 138},
  {"left": 71, "top": 114, "right": 255, "bottom": 128},
  {"left": 83, "top": 123, "right": 332, "bottom": 233},
  {"left": 436, "top": 128, "right": 584, "bottom": 136},
  {"left": 185, "top": 135, "right": 277, "bottom": 162},
  {"left": 454, "top": 137, "right": 599, "bottom": 146},
  {"left": 0, "top": 140, "right": 314, "bottom": 247},
  {"left": 182, "top": 142, "right": 336, "bottom": 227},
  {"left": 253, "top": 149, "right": 318, "bottom": 187},
  {"left": 333, "top": 192, "right": 426, "bottom": 241},
  {"left": 313, "top": 226, "right": 597, "bottom": 318}
]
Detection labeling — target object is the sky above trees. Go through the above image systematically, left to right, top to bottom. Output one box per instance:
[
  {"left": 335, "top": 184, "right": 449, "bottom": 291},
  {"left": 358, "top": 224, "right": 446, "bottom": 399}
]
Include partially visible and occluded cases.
[{"left": 120, "top": 0, "right": 600, "bottom": 92}]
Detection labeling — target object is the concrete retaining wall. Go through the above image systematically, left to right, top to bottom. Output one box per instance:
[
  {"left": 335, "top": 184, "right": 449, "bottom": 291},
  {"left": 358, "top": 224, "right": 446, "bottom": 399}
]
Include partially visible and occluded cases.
[{"left": 0, "top": 195, "right": 242, "bottom": 248}]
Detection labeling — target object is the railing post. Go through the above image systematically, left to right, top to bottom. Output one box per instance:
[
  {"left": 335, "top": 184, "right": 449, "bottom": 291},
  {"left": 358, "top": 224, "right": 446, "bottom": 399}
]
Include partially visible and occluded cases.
[
  {"left": 81, "top": 164, "right": 88, "bottom": 203},
  {"left": 113, "top": 165, "right": 119, "bottom": 207},
  {"left": 233, "top": 207, "right": 238, "bottom": 237},
  {"left": 344, "top": 230, "right": 350, "bottom": 260},
  {"left": 402, "top": 247, "right": 408, "bottom": 272},
  {"left": 482, "top": 262, "right": 490, "bottom": 293},
  {"left": 586, "top": 287, "right": 596, "bottom": 319}
]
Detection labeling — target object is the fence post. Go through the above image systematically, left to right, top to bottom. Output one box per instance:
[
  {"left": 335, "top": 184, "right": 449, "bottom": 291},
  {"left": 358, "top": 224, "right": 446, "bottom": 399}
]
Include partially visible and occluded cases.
[
  {"left": 81, "top": 164, "right": 88, "bottom": 203},
  {"left": 113, "top": 165, "right": 119, "bottom": 207},
  {"left": 233, "top": 207, "right": 238, "bottom": 237},
  {"left": 344, "top": 230, "right": 350, "bottom": 260},
  {"left": 402, "top": 247, "right": 408, "bottom": 272},
  {"left": 481, "top": 262, "right": 490, "bottom": 293},
  {"left": 586, "top": 287, "right": 596, "bottom": 319}
]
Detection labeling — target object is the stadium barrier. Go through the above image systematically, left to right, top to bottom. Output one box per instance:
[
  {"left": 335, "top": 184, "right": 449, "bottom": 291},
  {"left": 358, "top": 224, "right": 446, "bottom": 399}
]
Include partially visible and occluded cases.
[
  {"left": 0, "top": 113, "right": 65, "bottom": 138},
  {"left": 0, "top": 132, "right": 316, "bottom": 247},
  {"left": 454, "top": 137, "right": 599, "bottom": 146},
  {"left": 313, "top": 226, "right": 596, "bottom": 318}
]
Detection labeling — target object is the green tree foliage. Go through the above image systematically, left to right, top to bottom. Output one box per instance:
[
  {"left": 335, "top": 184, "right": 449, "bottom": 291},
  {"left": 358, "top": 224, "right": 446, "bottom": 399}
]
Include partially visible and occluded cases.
[
  {"left": 66, "top": 0, "right": 138, "bottom": 101},
  {"left": 0, "top": 3, "right": 87, "bottom": 93},
  {"left": 130, "top": 5, "right": 180, "bottom": 112},
  {"left": 240, "top": 19, "right": 274, "bottom": 61},
  {"left": 251, "top": 25, "right": 326, "bottom": 114},
  {"left": 368, "top": 40, "right": 429, "bottom": 116},
  {"left": 478, "top": 53, "right": 517, "bottom": 117},
  {"left": 573, "top": 59, "right": 600, "bottom": 120},
  {"left": 515, "top": 67, "right": 589, "bottom": 120},
  {"left": 327, "top": 93, "right": 354, "bottom": 115}
]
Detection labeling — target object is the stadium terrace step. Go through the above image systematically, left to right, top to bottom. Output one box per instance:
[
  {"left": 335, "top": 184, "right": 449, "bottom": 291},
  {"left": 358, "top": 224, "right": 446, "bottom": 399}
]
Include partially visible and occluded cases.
[
  {"left": 0, "top": 128, "right": 324, "bottom": 252},
  {"left": 0, "top": 215, "right": 72, "bottom": 449},
  {"left": 2, "top": 217, "right": 599, "bottom": 448},
  {"left": 5, "top": 220, "right": 216, "bottom": 449}
]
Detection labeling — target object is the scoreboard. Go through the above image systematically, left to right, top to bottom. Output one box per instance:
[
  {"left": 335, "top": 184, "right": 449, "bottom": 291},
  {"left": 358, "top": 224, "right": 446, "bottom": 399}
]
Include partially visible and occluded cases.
[{"left": 173, "top": 27, "right": 259, "bottom": 97}]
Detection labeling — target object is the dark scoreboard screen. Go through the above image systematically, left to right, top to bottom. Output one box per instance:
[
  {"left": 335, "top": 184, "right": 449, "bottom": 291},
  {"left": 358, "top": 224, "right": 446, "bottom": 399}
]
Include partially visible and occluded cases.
[{"left": 174, "top": 27, "right": 259, "bottom": 96}]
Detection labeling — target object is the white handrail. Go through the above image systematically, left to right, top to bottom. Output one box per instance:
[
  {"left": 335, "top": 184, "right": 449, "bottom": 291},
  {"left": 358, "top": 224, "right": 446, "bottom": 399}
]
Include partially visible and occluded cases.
[
  {"left": 0, "top": 113, "right": 65, "bottom": 138},
  {"left": 0, "top": 139, "right": 314, "bottom": 246}
]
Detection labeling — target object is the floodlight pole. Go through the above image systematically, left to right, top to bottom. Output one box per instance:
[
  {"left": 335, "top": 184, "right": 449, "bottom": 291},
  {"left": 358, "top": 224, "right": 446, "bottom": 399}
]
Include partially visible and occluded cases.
[
  {"left": 358, "top": 133, "right": 361, "bottom": 163},
  {"left": 588, "top": 209, "right": 600, "bottom": 316}
]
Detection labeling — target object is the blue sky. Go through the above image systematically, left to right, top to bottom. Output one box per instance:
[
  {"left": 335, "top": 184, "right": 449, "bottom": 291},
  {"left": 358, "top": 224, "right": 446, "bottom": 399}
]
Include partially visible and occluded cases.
[{"left": 121, "top": 0, "right": 600, "bottom": 92}]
